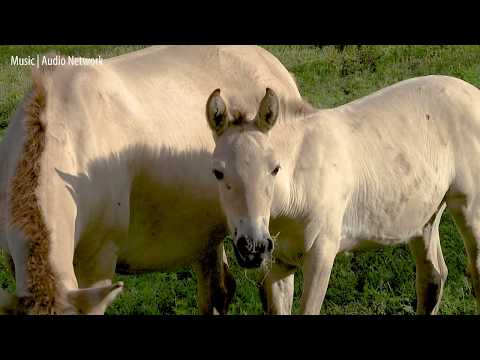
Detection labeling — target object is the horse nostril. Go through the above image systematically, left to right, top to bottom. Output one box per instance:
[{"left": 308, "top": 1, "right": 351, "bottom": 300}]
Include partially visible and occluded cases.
[
  {"left": 237, "top": 236, "right": 248, "bottom": 255},
  {"left": 267, "top": 238, "right": 273, "bottom": 252},
  {"left": 256, "top": 242, "right": 266, "bottom": 253}
]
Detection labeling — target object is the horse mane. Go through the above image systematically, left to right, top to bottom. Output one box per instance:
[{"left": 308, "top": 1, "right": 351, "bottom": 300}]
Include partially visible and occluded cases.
[
  {"left": 9, "top": 54, "right": 62, "bottom": 314},
  {"left": 227, "top": 96, "right": 317, "bottom": 128},
  {"left": 282, "top": 97, "right": 317, "bottom": 121}
]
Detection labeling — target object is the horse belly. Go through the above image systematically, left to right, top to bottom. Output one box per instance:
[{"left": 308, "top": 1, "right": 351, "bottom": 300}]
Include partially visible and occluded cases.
[
  {"left": 340, "top": 173, "right": 450, "bottom": 252},
  {"left": 116, "top": 175, "right": 224, "bottom": 272}
]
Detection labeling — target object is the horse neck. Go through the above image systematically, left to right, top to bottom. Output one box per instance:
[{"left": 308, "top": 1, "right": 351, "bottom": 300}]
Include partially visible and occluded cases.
[
  {"left": 270, "top": 108, "right": 348, "bottom": 220},
  {"left": 269, "top": 111, "right": 319, "bottom": 219}
]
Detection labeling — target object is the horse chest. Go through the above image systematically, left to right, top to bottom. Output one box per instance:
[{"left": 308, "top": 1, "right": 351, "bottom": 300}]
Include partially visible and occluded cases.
[{"left": 270, "top": 216, "right": 308, "bottom": 266}]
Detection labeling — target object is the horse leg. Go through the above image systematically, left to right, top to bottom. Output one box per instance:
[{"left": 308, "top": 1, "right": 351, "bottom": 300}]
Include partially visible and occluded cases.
[
  {"left": 447, "top": 194, "right": 480, "bottom": 313},
  {"left": 408, "top": 203, "right": 448, "bottom": 315},
  {"left": 299, "top": 229, "right": 339, "bottom": 315},
  {"left": 409, "top": 237, "right": 448, "bottom": 314},
  {"left": 74, "top": 239, "right": 119, "bottom": 289},
  {"left": 193, "top": 242, "right": 236, "bottom": 315},
  {"left": 218, "top": 244, "right": 236, "bottom": 314},
  {"left": 5, "top": 253, "right": 15, "bottom": 279},
  {"left": 259, "top": 260, "right": 296, "bottom": 315}
]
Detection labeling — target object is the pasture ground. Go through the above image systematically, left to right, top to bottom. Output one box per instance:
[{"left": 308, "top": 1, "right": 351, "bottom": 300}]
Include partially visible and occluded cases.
[{"left": 1, "top": 45, "right": 479, "bottom": 314}]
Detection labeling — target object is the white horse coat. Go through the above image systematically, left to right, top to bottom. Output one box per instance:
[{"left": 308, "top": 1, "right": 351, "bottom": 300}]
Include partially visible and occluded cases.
[
  {"left": 0, "top": 45, "right": 302, "bottom": 314},
  {"left": 207, "top": 75, "right": 480, "bottom": 314}
]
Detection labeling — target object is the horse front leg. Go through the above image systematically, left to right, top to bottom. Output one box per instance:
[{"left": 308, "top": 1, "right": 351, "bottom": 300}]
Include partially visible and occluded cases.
[
  {"left": 299, "top": 229, "right": 339, "bottom": 315},
  {"left": 193, "top": 242, "right": 236, "bottom": 315},
  {"left": 259, "top": 260, "right": 296, "bottom": 315}
]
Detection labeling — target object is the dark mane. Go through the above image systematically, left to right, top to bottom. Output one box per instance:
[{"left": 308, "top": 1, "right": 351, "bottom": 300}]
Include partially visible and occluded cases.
[{"left": 9, "top": 61, "right": 60, "bottom": 314}]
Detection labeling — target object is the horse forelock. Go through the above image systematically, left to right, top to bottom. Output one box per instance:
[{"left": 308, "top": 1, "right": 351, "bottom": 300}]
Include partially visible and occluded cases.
[
  {"left": 225, "top": 98, "right": 316, "bottom": 134},
  {"left": 230, "top": 110, "right": 250, "bottom": 127}
]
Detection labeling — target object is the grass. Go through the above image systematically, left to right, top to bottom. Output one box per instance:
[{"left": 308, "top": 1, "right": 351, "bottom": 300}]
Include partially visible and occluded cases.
[{"left": 1, "top": 45, "right": 479, "bottom": 314}]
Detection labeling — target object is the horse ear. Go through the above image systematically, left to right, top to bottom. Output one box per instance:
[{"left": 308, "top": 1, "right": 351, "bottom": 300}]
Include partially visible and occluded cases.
[
  {"left": 254, "top": 88, "right": 279, "bottom": 133},
  {"left": 206, "top": 89, "right": 229, "bottom": 136},
  {"left": 67, "top": 282, "right": 124, "bottom": 315},
  {"left": 0, "top": 288, "right": 18, "bottom": 315}
]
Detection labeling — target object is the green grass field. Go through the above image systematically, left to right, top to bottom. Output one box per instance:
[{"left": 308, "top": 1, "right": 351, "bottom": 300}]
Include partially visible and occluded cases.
[{"left": 1, "top": 45, "right": 480, "bottom": 314}]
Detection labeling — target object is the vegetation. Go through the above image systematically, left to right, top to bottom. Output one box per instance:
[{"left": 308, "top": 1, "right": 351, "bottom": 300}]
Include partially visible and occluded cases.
[{"left": 1, "top": 45, "right": 479, "bottom": 314}]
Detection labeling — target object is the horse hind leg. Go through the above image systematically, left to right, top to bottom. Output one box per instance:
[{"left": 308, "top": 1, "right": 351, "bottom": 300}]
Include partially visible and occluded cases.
[
  {"left": 447, "top": 194, "right": 480, "bottom": 313},
  {"left": 408, "top": 202, "right": 448, "bottom": 315}
]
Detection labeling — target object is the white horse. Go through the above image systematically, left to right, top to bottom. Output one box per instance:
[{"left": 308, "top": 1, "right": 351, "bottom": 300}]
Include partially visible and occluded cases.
[
  {"left": 0, "top": 45, "right": 302, "bottom": 314},
  {"left": 205, "top": 75, "right": 480, "bottom": 315}
]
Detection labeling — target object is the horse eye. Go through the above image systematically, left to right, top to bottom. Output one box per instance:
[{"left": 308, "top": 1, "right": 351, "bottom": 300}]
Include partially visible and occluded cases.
[
  {"left": 271, "top": 165, "right": 281, "bottom": 176},
  {"left": 213, "top": 169, "right": 224, "bottom": 180}
]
